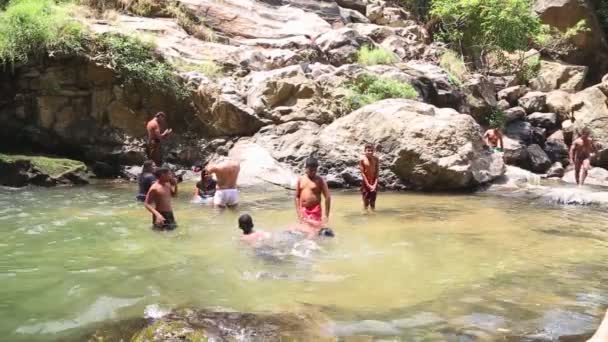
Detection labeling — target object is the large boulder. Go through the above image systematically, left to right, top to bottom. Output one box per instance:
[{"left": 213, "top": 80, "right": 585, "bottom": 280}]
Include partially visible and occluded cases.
[
  {"left": 534, "top": 0, "right": 608, "bottom": 82},
  {"left": 366, "top": 4, "right": 414, "bottom": 27},
  {"left": 315, "top": 27, "right": 373, "bottom": 66},
  {"left": 529, "top": 60, "right": 588, "bottom": 92},
  {"left": 462, "top": 74, "right": 497, "bottom": 124},
  {"left": 195, "top": 79, "right": 265, "bottom": 136},
  {"left": 498, "top": 85, "right": 528, "bottom": 106},
  {"left": 546, "top": 90, "right": 572, "bottom": 121},
  {"left": 518, "top": 91, "right": 547, "bottom": 114},
  {"left": 315, "top": 99, "right": 504, "bottom": 190},
  {"left": 504, "top": 107, "right": 527, "bottom": 123},
  {"left": 527, "top": 112, "right": 559, "bottom": 130},
  {"left": 545, "top": 130, "right": 570, "bottom": 164},
  {"left": 228, "top": 140, "right": 298, "bottom": 189},
  {"left": 527, "top": 144, "right": 552, "bottom": 173}
]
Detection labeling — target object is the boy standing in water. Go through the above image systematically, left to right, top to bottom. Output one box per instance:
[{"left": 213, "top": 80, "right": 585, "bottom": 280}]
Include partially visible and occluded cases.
[
  {"left": 570, "top": 127, "right": 596, "bottom": 186},
  {"left": 359, "top": 144, "right": 379, "bottom": 211},
  {"left": 295, "top": 157, "right": 331, "bottom": 234},
  {"left": 144, "top": 167, "right": 178, "bottom": 230}
]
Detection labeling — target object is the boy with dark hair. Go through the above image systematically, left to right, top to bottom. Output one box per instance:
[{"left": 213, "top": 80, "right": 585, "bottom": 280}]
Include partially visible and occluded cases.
[
  {"left": 570, "top": 127, "right": 596, "bottom": 186},
  {"left": 359, "top": 143, "right": 379, "bottom": 211},
  {"left": 295, "top": 157, "right": 331, "bottom": 234},
  {"left": 136, "top": 160, "right": 156, "bottom": 202},
  {"left": 144, "top": 167, "right": 178, "bottom": 230},
  {"left": 192, "top": 168, "right": 217, "bottom": 203},
  {"left": 238, "top": 214, "right": 270, "bottom": 245}
]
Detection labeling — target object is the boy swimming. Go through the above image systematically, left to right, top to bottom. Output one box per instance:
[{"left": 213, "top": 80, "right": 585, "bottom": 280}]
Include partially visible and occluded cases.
[{"left": 238, "top": 214, "right": 271, "bottom": 246}]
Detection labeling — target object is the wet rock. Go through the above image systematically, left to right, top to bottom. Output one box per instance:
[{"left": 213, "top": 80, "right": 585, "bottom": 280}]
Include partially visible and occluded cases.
[
  {"left": 529, "top": 60, "right": 588, "bottom": 93},
  {"left": 498, "top": 85, "right": 528, "bottom": 106},
  {"left": 518, "top": 91, "right": 547, "bottom": 114},
  {"left": 504, "top": 107, "right": 527, "bottom": 124},
  {"left": 527, "top": 112, "right": 558, "bottom": 130},
  {"left": 505, "top": 121, "right": 533, "bottom": 143},
  {"left": 545, "top": 130, "right": 569, "bottom": 164},
  {"left": 503, "top": 136, "right": 530, "bottom": 169},
  {"left": 527, "top": 144, "right": 552, "bottom": 173},
  {"left": 0, "top": 155, "right": 87, "bottom": 187},
  {"left": 546, "top": 161, "right": 565, "bottom": 178},
  {"left": 563, "top": 167, "right": 608, "bottom": 187},
  {"left": 130, "top": 308, "right": 334, "bottom": 342},
  {"left": 508, "top": 309, "right": 596, "bottom": 341},
  {"left": 391, "top": 312, "right": 446, "bottom": 329},
  {"left": 451, "top": 313, "right": 507, "bottom": 331},
  {"left": 331, "top": 320, "right": 401, "bottom": 336}
]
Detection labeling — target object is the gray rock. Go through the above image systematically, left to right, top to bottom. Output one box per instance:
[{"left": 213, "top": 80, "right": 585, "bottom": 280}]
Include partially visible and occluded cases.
[
  {"left": 529, "top": 60, "right": 588, "bottom": 92},
  {"left": 498, "top": 85, "right": 528, "bottom": 106},
  {"left": 546, "top": 90, "right": 572, "bottom": 122},
  {"left": 518, "top": 91, "right": 547, "bottom": 114},
  {"left": 497, "top": 99, "right": 510, "bottom": 111},
  {"left": 504, "top": 107, "right": 527, "bottom": 123},
  {"left": 527, "top": 112, "right": 558, "bottom": 129},
  {"left": 505, "top": 120, "right": 532, "bottom": 143},
  {"left": 527, "top": 144, "right": 552, "bottom": 173},
  {"left": 546, "top": 162, "right": 565, "bottom": 178},
  {"left": 563, "top": 167, "right": 608, "bottom": 186}
]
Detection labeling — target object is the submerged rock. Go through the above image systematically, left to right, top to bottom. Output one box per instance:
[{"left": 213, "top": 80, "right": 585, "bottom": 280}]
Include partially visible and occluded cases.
[
  {"left": 0, "top": 154, "right": 88, "bottom": 187},
  {"left": 130, "top": 308, "right": 334, "bottom": 342}
]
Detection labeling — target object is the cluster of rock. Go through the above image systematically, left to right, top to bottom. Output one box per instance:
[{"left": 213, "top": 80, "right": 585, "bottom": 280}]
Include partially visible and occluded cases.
[
  {"left": 0, "top": 0, "right": 607, "bottom": 190},
  {"left": 0, "top": 156, "right": 89, "bottom": 187}
]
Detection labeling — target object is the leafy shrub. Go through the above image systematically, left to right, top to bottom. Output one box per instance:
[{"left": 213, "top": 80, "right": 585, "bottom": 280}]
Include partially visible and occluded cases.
[
  {"left": 0, "top": 0, "right": 86, "bottom": 67},
  {"left": 431, "top": 0, "right": 544, "bottom": 67},
  {"left": 94, "top": 33, "right": 190, "bottom": 99},
  {"left": 357, "top": 45, "right": 398, "bottom": 66},
  {"left": 439, "top": 50, "right": 467, "bottom": 86},
  {"left": 344, "top": 74, "right": 418, "bottom": 112},
  {"left": 488, "top": 109, "right": 507, "bottom": 129}
]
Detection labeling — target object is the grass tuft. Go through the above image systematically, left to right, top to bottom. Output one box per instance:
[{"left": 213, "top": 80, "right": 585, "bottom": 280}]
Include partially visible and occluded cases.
[
  {"left": 356, "top": 45, "right": 399, "bottom": 66},
  {"left": 344, "top": 74, "right": 418, "bottom": 112}
]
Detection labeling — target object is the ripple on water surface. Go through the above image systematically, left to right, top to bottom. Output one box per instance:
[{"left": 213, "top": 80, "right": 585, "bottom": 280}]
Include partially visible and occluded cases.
[{"left": 1, "top": 186, "right": 608, "bottom": 341}]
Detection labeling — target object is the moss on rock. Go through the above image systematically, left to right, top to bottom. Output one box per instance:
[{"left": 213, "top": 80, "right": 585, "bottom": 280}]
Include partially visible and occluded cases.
[{"left": 0, "top": 154, "right": 85, "bottom": 177}]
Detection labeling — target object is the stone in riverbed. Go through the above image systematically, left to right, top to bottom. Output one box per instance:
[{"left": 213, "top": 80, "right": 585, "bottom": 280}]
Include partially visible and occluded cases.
[
  {"left": 498, "top": 85, "right": 528, "bottom": 106},
  {"left": 518, "top": 91, "right": 547, "bottom": 114},
  {"left": 527, "top": 112, "right": 558, "bottom": 130},
  {"left": 527, "top": 144, "right": 552, "bottom": 173},
  {"left": 546, "top": 162, "right": 565, "bottom": 178}
]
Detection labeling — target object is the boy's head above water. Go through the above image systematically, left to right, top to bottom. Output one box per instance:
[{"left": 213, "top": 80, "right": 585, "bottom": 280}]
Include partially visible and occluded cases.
[
  {"left": 364, "top": 143, "right": 375, "bottom": 157},
  {"left": 238, "top": 214, "right": 254, "bottom": 234}
]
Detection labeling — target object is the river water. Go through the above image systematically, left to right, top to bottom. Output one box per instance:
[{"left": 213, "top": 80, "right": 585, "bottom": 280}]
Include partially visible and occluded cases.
[{"left": 2, "top": 182, "right": 608, "bottom": 341}]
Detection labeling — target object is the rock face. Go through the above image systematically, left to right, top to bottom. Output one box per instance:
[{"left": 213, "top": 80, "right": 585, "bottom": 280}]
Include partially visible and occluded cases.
[
  {"left": 534, "top": 0, "right": 608, "bottom": 82},
  {"left": 529, "top": 60, "right": 588, "bottom": 92},
  {"left": 518, "top": 91, "right": 547, "bottom": 114},
  {"left": 256, "top": 99, "right": 505, "bottom": 190},
  {"left": 527, "top": 144, "right": 552, "bottom": 173},
  {"left": 0, "top": 155, "right": 88, "bottom": 187}
]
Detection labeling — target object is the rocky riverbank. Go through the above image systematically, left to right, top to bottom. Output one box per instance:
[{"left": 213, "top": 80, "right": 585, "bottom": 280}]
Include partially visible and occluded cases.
[{"left": 1, "top": 0, "right": 607, "bottom": 190}]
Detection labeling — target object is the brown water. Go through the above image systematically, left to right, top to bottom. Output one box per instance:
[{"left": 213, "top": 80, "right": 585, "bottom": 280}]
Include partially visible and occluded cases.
[{"left": 1, "top": 182, "right": 608, "bottom": 341}]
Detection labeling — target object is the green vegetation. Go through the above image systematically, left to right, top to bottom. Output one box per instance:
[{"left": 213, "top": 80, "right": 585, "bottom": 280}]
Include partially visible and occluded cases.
[
  {"left": 0, "top": 0, "right": 85, "bottom": 67},
  {"left": 430, "top": 0, "right": 544, "bottom": 66},
  {"left": 165, "top": 1, "right": 216, "bottom": 42},
  {"left": 598, "top": 1, "right": 608, "bottom": 38},
  {"left": 93, "top": 33, "right": 190, "bottom": 98},
  {"left": 357, "top": 45, "right": 399, "bottom": 66},
  {"left": 439, "top": 50, "right": 467, "bottom": 86},
  {"left": 172, "top": 59, "right": 222, "bottom": 78},
  {"left": 344, "top": 74, "right": 418, "bottom": 112},
  {"left": 487, "top": 109, "right": 507, "bottom": 129},
  {"left": 0, "top": 154, "right": 85, "bottom": 177}
]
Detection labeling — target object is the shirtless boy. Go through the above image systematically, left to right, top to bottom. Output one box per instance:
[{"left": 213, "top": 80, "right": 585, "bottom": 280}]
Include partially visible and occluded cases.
[
  {"left": 146, "top": 112, "right": 172, "bottom": 166},
  {"left": 483, "top": 127, "right": 504, "bottom": 152},
  {"left": 569, "top": 127, "right": 595, "bottom": 186},
  {"left": 359, "top": 144, "right": 379, "bottom": 211},
  {"left": 295, "top": 157, "right": 331, "bottom": 235},
  {"left": 205, "top": 158, "right": 240, "bottom": 208},
  {"left": 144, "top": 167, "right": 178, "bottom": 230},
  {"left": 238, "top": 214, "right": 270, "bottom": 246}
]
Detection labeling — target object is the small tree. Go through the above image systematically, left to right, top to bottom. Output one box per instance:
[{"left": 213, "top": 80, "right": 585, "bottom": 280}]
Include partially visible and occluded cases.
[{"left": 430, "top": 0, "right": 544, "bottom": 69}]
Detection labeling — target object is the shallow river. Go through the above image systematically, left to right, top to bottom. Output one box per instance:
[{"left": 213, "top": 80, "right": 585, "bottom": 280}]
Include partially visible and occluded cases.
[{"left": 2, "top": 182, "right": 608, "bottom": 341}]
